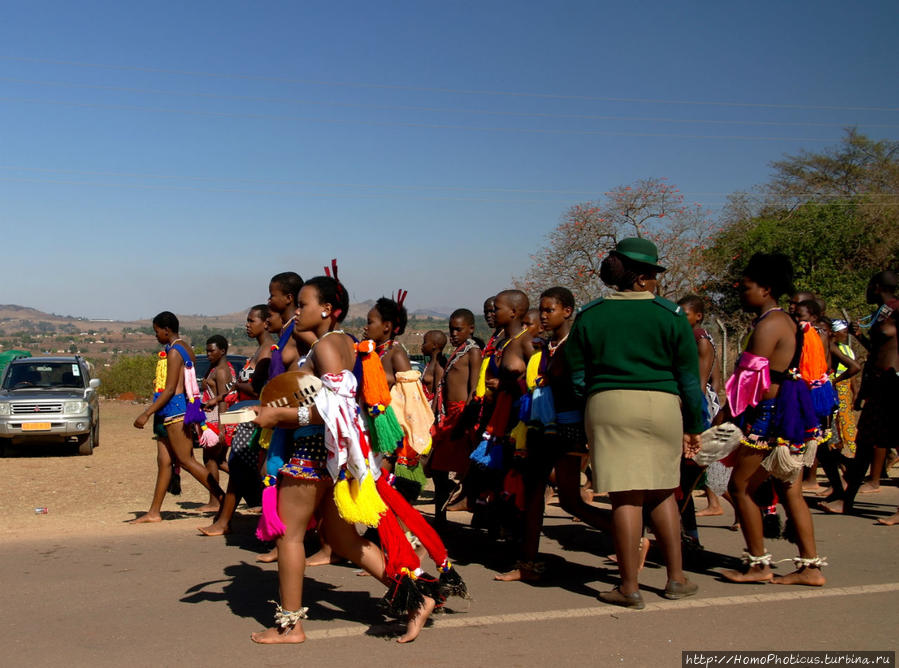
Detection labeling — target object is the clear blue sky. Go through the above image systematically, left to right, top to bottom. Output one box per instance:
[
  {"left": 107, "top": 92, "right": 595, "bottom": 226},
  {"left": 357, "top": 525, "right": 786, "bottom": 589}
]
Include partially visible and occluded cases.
[{"left": 1, "top": 1, "right": 896, "bottom": 320}]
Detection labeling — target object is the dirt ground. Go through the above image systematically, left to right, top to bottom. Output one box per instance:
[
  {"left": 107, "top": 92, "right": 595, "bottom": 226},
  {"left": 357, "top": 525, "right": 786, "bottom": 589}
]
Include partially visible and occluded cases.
[{"left": 0, "top": 399, "right": 231, "bottom": 539}]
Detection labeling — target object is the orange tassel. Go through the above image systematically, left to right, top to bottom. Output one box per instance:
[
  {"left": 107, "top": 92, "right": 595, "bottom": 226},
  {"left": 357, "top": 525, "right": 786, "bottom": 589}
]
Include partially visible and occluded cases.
[
  {"left": 798, "top": 322, "right": 828, "bottom": 383},
  {"left": 356, "top": 339, "right": 393, "bottom": 408}
]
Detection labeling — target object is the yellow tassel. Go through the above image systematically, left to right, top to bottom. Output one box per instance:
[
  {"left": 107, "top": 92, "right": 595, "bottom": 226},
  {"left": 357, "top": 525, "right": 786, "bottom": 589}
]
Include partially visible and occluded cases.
[
  {"left": 526, "top": 351, "right": 542, "bottom": 391},
  {"left": 154, "top": 356, "right": 167, "bottom": 393},
  {"left": 475, "top": 358, "right": 490, "bottom": 398},
  {"left": 510, "top": 420, "right": 528, "bottom": 451},
  {"left": 258, "top": 428, "right": 272, "bottom": 450},
  {"left": 333, "top": 475, "right": 386, "bottom": 527},
  {"left": 355, "top": 475, "right": 387, "bottom": 526},
  {"left": 333, "top": 479, "right": 358, "bottom": 524}
]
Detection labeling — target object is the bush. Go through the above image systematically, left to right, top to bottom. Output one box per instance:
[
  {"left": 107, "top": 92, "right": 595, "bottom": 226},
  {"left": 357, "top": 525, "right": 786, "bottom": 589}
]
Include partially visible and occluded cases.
[{"left": 98, "top": 354, "right": 159, "bottom": 400}]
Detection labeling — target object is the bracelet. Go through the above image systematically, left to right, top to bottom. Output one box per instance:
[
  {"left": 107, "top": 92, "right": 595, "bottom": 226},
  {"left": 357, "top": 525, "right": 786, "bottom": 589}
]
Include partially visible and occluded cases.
[{"left": 297, "top": 405, "right": 311, "bottom": 426}]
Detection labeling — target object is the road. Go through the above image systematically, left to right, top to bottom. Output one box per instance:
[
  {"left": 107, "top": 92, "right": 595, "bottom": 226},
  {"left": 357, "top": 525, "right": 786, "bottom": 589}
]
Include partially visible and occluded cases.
[{"left": 2, "top": 481, "right": 897, "bottom": 667}]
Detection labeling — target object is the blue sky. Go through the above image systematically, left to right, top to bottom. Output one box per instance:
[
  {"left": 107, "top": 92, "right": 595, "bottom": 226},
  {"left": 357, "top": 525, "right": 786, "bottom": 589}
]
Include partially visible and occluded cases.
[{"left": 1, "top": 1, "right": 896, "bottom": 320}]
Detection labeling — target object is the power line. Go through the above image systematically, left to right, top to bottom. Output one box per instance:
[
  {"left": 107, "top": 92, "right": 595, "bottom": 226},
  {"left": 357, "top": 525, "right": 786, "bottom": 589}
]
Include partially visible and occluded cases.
[
  {"left": 3, "top": 55, "right": 897, "bottom": 113},
  {"left": 2, "top": 76, "right": 897, "bottom": 129},
  {"left": 0, "top": 95, "right": 839, "bottom": 142},
  {"left": 0, "top": 165, "right": 895, "bottom": 199},
  {"left": 1, "top": 174, "right": 896, "bottom": 209}
]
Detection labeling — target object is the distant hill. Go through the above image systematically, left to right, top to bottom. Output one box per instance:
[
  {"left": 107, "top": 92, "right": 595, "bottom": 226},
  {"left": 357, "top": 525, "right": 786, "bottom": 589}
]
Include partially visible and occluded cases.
[{"left": 0, "top": 303, "right": 448, "bottom": 334}]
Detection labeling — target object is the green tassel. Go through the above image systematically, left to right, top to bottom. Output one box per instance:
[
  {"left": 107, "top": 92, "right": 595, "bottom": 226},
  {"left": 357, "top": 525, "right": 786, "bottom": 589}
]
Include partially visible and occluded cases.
[
  {"left": 370, "top": 405, "right": 405, "bottom": 454},
  {"left": 395, "top": 461, "right": 427, "bottom": 487}
]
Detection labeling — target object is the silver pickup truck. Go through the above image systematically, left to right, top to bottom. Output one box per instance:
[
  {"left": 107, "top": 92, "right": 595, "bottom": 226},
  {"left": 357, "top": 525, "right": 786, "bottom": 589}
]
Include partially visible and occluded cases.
[{"left": 0, "top": 356, "right": 100, "bottom": 455}]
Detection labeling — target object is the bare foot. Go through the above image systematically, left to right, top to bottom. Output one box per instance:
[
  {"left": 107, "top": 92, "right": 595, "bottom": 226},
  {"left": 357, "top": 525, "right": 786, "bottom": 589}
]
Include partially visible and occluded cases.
[
  {"left": 802, "top": 482, "right": 828, "bottom": 493},
  {"left": 858, "top": 482, "right": 880, "bottom": 494},
  {"left": 580, "top": 486, "right": 594, "bottom": 504},
  {"left": 814, "top": 486, "right": 834, "bottom": 497},
  {"left": 445, "top": 500, "right": 471, "bottom": 513},
  {"left": 819, "top": 500, "right": 845, "bottom": 514},
  {"left": 197, "top": 502, "right": 221, "bottom": 513},
  {"left": 696, "top": 506, "right": 724, "bottom": 517},
  {"left": 876, "top": 511, "right": 899, "bottom": 526},
  {"left": 130, "top": 512, "right": 163, "bottom": 524},
  {"left": 728, "top": 522, "right": 741, "bottom": 531},
  {"left": 197, "top": 523, "right": 230, "bottom": 536},
  {"left": 256, "top": 547, "right": 278, "bottom": 563},
  {"left": 306, "top": 549, "right": 340, "bottom": 567},
  {"left": 721, "top": 565, "right": 773, "bottom": 583},
  {"left": 494, "top": 566, "right": 541, "bottom": 582},
  {"left": 773, "top": 567, "right": 826, "bottom": 586},
  {"left": 397, "top": 596, "right": 436, "bottom": 644},
  {"left": 250, "top": 624, "right": 306, "bottom": 644}
]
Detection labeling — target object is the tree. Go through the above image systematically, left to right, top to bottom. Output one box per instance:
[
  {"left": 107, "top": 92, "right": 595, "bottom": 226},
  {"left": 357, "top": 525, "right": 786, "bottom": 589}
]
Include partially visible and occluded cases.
[
  {"left": 705, "top": 131, "right": 899, "bottom": 321},
  {"left": 516, "top": 178, "right": 716, "bottom": 304}
]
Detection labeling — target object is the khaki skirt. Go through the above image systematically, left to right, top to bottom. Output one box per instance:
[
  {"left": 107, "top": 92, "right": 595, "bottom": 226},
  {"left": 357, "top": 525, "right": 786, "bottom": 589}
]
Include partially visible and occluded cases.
[{"left": 586, "top": 389, "right": 682, "bottom": 493}]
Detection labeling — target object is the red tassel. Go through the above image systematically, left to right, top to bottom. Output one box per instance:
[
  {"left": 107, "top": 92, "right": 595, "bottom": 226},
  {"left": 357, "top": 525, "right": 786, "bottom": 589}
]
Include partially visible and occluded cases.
[
  {"left": 376, "top": 473, "right": 448, "bottom": 568},
  {"left": 376, "top": 503, "right": 421, "bottom": 580}
]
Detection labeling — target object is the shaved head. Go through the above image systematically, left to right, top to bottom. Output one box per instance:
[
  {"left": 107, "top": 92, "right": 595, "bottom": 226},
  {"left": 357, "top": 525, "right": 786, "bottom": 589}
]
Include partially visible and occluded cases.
[{"left": 496, "top": 289, "right": 529, "bottom": 317}]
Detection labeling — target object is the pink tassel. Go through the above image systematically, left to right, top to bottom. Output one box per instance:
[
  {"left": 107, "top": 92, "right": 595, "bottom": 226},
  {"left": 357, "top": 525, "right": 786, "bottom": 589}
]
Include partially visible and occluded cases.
[
  {"left": 198, "top": 426, "right": 219, "bottom": 448},
  {"left": 256, "top": 485, "right": 285, "bottom": 541}
]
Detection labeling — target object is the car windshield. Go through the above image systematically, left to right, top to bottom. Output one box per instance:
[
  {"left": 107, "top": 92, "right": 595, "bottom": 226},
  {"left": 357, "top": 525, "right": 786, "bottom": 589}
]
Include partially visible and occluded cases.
[{"left": 3, "top": 362, "right": 85, "bottom": 390}]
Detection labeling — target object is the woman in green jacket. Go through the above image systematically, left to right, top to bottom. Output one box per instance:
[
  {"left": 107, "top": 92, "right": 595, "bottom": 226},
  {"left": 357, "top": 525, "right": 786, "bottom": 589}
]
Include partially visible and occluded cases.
[{"left": 567, "top": 238, "right": 705, "bottom": 610}]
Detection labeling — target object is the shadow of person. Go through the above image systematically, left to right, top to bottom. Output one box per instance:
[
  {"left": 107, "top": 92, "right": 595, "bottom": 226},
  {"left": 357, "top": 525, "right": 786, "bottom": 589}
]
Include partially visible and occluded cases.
[{"left": 179, "top": 561, "right": 387, "bottom": 628}]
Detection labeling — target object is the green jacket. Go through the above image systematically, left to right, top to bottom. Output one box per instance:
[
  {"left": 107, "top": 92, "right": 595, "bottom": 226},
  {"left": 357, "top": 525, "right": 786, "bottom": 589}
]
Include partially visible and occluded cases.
[{"left": 566, "top": 291, "right": 706, "bottom": 434}]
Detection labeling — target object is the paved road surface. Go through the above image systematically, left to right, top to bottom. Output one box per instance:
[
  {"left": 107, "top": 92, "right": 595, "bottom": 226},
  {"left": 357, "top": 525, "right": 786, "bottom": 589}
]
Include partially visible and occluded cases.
[{"left": 3, "top": 483, "right": 897, "bottom": 667}]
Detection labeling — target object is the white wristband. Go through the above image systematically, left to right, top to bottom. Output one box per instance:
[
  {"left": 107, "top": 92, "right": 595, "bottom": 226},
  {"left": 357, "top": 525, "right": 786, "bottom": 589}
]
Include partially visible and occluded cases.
[{"left": 297, "top": 405, "right": 311, "bottom": 426}]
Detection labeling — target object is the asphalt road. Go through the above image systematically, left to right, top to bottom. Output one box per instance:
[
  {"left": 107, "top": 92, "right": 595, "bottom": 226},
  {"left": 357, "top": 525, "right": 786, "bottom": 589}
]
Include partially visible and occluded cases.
[{"left": 2, "top": 483, "right": 897, "bottom": 668}]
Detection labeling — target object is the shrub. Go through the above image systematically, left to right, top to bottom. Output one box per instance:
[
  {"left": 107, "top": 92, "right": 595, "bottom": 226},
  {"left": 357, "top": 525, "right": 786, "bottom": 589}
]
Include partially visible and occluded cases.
[{"left": 98, "top": 354, "right": 158, "bottom": 400}]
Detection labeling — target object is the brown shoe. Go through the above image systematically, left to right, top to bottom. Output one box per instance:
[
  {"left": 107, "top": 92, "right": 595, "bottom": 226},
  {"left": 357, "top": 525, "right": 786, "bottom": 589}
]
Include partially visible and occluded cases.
[
  {"left": 663, "top": 579, "right": 698, "bottom": 600},
  {"left": 598, "top": 587, "right": 645, "bottom": 610}
]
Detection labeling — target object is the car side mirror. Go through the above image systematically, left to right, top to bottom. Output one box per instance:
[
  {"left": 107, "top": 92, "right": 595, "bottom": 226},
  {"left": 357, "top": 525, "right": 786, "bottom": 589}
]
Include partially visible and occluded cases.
[{"left": 90, "top": 379, "right": 101, "bottom": 389}]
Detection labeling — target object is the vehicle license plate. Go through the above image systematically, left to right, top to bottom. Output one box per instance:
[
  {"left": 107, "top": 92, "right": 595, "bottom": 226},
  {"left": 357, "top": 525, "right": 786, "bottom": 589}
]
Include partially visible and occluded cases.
[{"left": 22, "top": 422, "right": 51, "bottom": 431}]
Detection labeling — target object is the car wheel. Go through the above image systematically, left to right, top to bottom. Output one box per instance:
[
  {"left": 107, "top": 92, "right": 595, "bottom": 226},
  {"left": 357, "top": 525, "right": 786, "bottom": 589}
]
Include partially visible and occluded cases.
[
  {"left": 91, "top": 419, "right": 99, "bottom": 449},
  {"left": 77, "top": 430, "right": 94, "bottom": 456},
  {"left": 0, "top": 438, "right": 8, "bottom": 457}
]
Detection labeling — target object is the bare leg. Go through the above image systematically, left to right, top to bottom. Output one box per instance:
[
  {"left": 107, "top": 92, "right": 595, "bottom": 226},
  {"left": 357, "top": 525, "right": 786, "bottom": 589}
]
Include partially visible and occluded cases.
[
  {"left": 167, "top": 423, "right": 225, "bottom": 501},
  {"left": 132, "top": 438, "right": 172, "bottom": 524},
  {"left": 200, "top": 442, "right": 225, "bottom": 511},
  {"left": 722, "top": 447, "right": 773, "bottom": 583},
  {"left": 860, "top": 447, "right": 888, "bottom": 493},
  {"left": 555, "top": 454, "right": 612, "bottom": 532},
  {"left": 199, "top": 473, "right": 239, "bottom": 536},
  {"left": 772, "top": 475, "right": 825, "bottom": 586},
  {"left": 251, "top": 477, "right": 328, "bottom": 644},
  {"left": 696, "top": 487, "right": 724, "bottom": 516},
  {"left": 645, "top": 489, "right": 689, "bottom": 586},
  {"left": 608, "top": 490, "right": 646, "bottom": 595},
  {"left": 319, "top": 492, "right": 435, "bottom": 643},
  {"left": 306, "top": 522, "right": 340, "bottom": 566}
]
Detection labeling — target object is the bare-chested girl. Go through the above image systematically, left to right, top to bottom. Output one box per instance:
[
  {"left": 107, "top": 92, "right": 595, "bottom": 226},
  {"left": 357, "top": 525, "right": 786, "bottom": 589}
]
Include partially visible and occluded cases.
[
  {"left": 721, "top": 254, "right": 825, "bottom": 586},
  {"left": 250, "top": 275, "right": 435, "bottom": 645},
  {"left": 430, "top": 309, "right": 482, "bottom": 524},
  {"left": 132, "top": 312, "right": 225, "bottom": 523},
  {"left": 421, "top": 330, "right": 447, "bottom": 406}
]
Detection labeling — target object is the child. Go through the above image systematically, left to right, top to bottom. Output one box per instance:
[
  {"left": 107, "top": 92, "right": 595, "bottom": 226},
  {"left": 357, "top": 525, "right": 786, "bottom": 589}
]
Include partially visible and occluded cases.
[
  {"left": 429, "top": 309, "right": 482, "bottom": 524},
  {"left": 421, "top": 330, "right": 447, "bottom": 405},
  {"left": 199, "top": 334, "right": 238, "bottom": 513}
]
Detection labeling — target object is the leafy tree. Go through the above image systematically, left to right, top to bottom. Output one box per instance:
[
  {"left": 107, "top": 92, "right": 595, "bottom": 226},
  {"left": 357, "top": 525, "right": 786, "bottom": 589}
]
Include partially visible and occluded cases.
[{"left": 705, "top": 131, "right": 899, "bottom": 322}]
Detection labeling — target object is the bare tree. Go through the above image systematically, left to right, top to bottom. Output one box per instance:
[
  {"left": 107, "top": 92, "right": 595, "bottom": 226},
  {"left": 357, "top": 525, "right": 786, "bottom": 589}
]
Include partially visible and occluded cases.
[{"left": 517, "top": 178, "right": 716, "bottom": 304}]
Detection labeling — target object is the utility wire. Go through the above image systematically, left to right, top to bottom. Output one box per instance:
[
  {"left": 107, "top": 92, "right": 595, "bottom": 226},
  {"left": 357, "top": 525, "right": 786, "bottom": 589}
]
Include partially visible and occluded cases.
[
  {"left": 3, "top": 55, "right": 897, "bottom": 113},
  {"left": 1, "top": 76, "right": 897, "bottom": 129},
  {"left": 0, "top": 95, "right": 839, "bottom": 142}
]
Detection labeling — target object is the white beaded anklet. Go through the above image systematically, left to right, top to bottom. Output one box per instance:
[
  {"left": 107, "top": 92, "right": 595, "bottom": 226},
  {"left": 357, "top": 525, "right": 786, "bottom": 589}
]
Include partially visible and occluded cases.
[{"left": 271, "top": 600, "right": 309, "bottom": 630}]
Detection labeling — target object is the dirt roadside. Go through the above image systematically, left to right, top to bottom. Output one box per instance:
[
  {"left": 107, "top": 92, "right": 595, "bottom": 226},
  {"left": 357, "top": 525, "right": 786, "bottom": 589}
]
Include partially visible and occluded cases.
[{"left": 0, "top": 399, "right": 230, "bottom": 540}]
